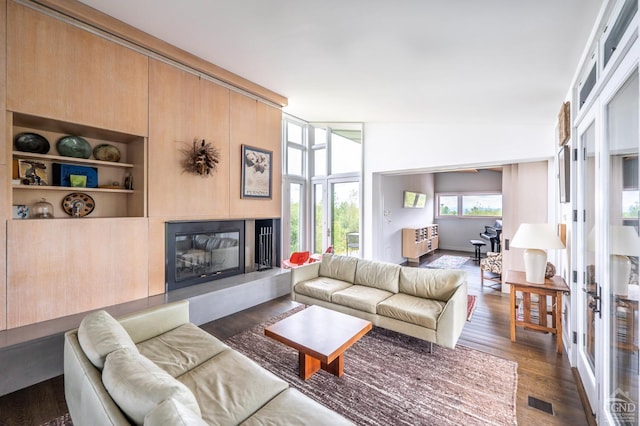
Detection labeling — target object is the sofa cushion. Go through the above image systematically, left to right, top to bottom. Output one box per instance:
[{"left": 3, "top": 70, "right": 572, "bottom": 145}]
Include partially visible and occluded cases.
[
  {"left": 319, "top": 254, "right": 358, "bottom": 283},
  {"left": 354, "top": 259, "right": 400, "bottom": 293},
  {"left": 399, "top": 268, "right": 466, "bottom": 302},
  {"left": 294, "top": 277, "right": 353, "bottom": 302},
  {"left": 331, "top": 285, "right": 393, "bottom": 314},
  {"left": 377, "top": 293, "right": 445, "bottom": 330},
  {"left": 78, "top": 310, "right": 138, "bottom": 370},
  {"left": 136, "top": 323, "right": 229, "bottom": 377},
  {"left": 103, "top": 348, "right": 201, "bottom": 425},
  {"left": 177, "top": 349, "right": 289, "bottom": 425},
  {"left": 240, "top": 388, "right": 354, "bottom": 426},
  {"left": 144, "top": 398, "right": 208, "bottom": 426}
]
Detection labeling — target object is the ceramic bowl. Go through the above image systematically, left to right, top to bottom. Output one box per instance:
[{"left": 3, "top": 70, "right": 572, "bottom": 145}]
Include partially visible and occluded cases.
[{"left": 57, "top": 136, "right": 92, "bottom": 159}]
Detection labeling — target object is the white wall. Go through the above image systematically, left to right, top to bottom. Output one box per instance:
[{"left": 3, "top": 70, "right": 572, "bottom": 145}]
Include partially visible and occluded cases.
[
  {"left": 364, "top": 121, "right": 555, "bottom": 260},
  {"left": 434, "top": 170, "right": 503, "bottom": 253},
  {"left": 377, "top": 173, "right": 434, "bottom": 264}
]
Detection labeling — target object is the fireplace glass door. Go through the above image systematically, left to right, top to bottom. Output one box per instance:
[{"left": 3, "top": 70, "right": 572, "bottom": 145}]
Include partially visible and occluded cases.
[
  {"left": 166, "top": 220, "right": 245, "bottom": 291},
  {"left": 175, "top": 231, "right": 240, "bottom": 283}
]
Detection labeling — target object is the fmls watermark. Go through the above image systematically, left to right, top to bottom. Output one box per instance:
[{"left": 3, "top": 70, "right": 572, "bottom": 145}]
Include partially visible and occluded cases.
[{"left": 609, "top": 388, "right": 637, "bottom": 425}]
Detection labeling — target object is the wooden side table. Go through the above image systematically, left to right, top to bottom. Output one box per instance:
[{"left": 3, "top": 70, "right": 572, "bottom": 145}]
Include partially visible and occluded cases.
[{"left": 505, "top": 270, "right": 570, "bottom": 354}]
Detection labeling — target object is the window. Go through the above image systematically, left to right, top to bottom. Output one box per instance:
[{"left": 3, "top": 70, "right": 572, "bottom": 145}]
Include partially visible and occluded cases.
[
  {"left": 282, "top": 117, "right": 363, "bottom": 259},
  {"left": 437, "top": 193, "right": 502, "bottom": 218},
  {"left": 462, "top": 194, "right": 502, "bottom": 217},
  {"left": 438, "top": 195, "right": 458, "bottom": 216}
]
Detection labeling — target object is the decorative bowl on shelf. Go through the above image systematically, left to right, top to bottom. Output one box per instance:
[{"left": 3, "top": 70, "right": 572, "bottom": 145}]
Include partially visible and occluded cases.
[
  {"left": 14, "top": 132, "right": 50, "bottom": 154},
  {"left": 57, "top": 136, "right": 92, "bottom": 159},
  {"left": 93, "top": 144, "right": 121, "bottom": 162},
  {"left": 62, "top": 192, "right": 95, "bottom": 217}
]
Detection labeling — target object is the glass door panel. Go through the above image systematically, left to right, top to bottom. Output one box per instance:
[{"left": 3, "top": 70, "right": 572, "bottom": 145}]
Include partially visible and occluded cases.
[
  {"left": 606, "top": 70, "right": 638, "bottom": 424},
  {"left": 577, "top": 117, "right": 600, "bottom": 412},
  {"left": 585, "top": 121, "right": 598, "bottom": 371},
  {"left": 330, "top": 181, "right": 360, "bottom": 256},
  {"left": 288, "top": 182, "right": 303, "bottom": 254},
  {"left": 313, "top": 183, "right": 326, "bottom": 254}
]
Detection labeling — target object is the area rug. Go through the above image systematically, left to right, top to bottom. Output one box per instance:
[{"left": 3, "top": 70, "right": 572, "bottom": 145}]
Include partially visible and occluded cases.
[
  {"left": 425, "top": 255, "right": 470, "bottom": 269},
  {"left": 467, "top": 294, "right": 477, "bottom": 321},
  {"left": 225, "top": 308, "right": 517, "bottom": 425},
  {"left": 39, "top": 413, "right": 72, "bottom": 426}
]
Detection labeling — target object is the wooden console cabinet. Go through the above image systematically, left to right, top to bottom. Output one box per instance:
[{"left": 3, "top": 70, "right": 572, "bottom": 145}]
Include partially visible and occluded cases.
[{"left": 402, "top": 225, "right": 439, "bottom": 264}]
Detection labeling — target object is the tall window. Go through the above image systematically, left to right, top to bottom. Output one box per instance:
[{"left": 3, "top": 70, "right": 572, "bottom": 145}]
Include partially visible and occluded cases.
[
  {"left": 282, "top": 116, "right": 362, "bottom": 259},
  {"left": 282, "top": 117, "right": 307, "bottom": 254}
]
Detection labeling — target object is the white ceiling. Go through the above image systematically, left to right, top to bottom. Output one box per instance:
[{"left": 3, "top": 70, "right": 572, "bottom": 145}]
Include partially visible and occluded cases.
[{"left": 78, "top": 0, "right": 603, "bottom": 125}]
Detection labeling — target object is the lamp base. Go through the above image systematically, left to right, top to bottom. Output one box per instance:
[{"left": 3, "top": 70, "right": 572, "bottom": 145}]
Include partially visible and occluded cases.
[
  {"left": 523, "top": 248, "right": 547, "bottom": 284},
  {"left": 611, "top": 254, "right": 630, "bottom": 297}
]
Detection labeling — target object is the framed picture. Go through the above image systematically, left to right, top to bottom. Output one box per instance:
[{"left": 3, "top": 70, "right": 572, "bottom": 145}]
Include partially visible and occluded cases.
[
  {"left": 558, "top": 101, "right": 571, "bottom": 146},
  {"left": 241, "top": 145, "right": 272, "bottom": 199},
  {"left": 558, "top": 145, "right": 570, "bottom": 203},
  {"left": 18, "top": 159, "right": 48, "bottom": 185}
]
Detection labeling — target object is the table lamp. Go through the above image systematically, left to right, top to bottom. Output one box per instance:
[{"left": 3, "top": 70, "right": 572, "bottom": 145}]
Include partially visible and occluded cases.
[
  {"left": 511, "top": 223, "right": 565, "bottom": 284},
  {"left": 610, "top": 225, "right": 640, "bottom": 297}
]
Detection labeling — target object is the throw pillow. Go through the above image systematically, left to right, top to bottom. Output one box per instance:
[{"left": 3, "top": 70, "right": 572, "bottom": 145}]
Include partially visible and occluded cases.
[{"left": 77, "top": 310, "right": 138, "bottom": 369}]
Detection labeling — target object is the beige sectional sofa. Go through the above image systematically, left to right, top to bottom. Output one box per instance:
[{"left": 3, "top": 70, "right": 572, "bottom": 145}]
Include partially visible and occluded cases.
[
  {"left": 291, "top": 254, "right": 468, "bottom": 349},
  {"left": 64, "top": 300, "right": 353, "bottom": 425}
]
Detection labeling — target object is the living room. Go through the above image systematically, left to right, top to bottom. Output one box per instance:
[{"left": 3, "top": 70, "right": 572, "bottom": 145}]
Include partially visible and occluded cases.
[{"left": 1, "top": 0, "right": 638, "bottom": 425}]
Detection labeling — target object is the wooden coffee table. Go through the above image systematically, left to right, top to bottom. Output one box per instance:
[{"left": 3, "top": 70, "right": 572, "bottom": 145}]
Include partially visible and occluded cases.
[{"left": 264, "top": 305, "right": 372, "bottom": 380}]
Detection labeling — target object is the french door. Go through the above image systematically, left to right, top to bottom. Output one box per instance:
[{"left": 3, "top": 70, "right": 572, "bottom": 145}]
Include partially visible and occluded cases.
[
  {"left": 575, "top": 40, "right": 639, "bottom": 424},
  {"left": 602, "top": 56, "right": 638, "bottom": 425},
  {"left": 576, "top": 113, "right": 600, "bottom": 414},
  {"left": 312, "top": 179, "right": 361, "bottom": 256}
]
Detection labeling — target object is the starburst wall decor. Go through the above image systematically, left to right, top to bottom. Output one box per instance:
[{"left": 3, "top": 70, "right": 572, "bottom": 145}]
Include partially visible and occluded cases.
[{"left": 181, "top": 138, "right": 221, "bottom": 176}]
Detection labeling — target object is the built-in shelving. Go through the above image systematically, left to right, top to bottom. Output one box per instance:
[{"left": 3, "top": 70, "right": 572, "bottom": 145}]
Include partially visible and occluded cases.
[{"left": 9, "top": 112, "right": 146, "bottom": 219}]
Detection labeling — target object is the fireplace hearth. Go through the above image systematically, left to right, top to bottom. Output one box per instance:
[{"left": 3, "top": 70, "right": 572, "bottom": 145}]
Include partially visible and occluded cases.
[{"left": 166, "top": 219, "right": 280, "bottom": 291}]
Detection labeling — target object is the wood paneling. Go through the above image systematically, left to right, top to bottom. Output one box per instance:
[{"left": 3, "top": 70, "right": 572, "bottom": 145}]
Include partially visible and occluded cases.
[
  {"left": 1, "top": 0, "right": 7, "bottom": 330},
  {"left": 30, "top": 0, "right": 287, "bottom": 108},
  {"left": 6, "top": 2, "right": 149, "bottom": 136},
  {"left": 148, "top": 59, "right": 231, "bottom": 218},
  {"left": 229, "top": 93, "right": 282, "bottom": 219},
  {"left": 6, "top": 218, "right": 148, "bottom": 328},
  {"left": 148, "top": 218, "right": 166, "bottom": 296}
]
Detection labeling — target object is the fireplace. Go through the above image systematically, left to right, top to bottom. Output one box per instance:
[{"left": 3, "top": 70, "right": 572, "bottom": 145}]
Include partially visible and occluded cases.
[
  {"left": 165, "top": 219, "right": 281, "bottom": 291},
  {"left": 166, "top": 220, "right": 245, "bottom": 291}
]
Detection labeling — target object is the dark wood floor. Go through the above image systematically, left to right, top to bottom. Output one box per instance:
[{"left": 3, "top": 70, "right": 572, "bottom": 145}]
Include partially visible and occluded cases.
[{"left": 0, "top": 250, "right": 594, "bottom": 425}]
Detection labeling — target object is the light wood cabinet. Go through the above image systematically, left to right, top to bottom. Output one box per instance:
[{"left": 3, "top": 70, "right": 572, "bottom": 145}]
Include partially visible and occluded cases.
[
  {"left": 6, "top": 1, "right": 149, "bottom": 137},
  {"left": 148, "top": 59, "right": 231, "bottom": 218},
  {"left": 229, "top": 92, "right": 282, "bottom": 219},
  {"left": 6, "top": 218, "right": 149, "bottom": 328},
  {"left": 402, "top": 225, "right": 439, "bottom": 264}
]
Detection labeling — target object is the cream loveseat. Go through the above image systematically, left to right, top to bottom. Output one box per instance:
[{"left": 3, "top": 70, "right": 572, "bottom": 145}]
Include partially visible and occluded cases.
[
  {"left": 291, "top": 254, "right": 468, "bottom": 349},
  {"left": 64, "top": 300, "right": 353, "bottom": 425}
]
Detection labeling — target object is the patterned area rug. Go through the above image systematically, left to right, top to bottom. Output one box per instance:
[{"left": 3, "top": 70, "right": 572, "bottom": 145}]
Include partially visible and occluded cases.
[
  {"left": 425, "top": 255, "right": 470, "bottom": 269},
  {"left": 467, "top": 295, "right": 477, "bottom": 321},
  {"left": 226, "top": 308, "right": 518, "bottom": 425},
  {"left": 40, "top": 413, "right": 72, "bottom": 426}
]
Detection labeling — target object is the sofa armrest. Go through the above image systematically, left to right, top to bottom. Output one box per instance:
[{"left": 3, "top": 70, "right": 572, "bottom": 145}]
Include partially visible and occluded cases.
[
  {"left": 290, "top": 261, "right": 321, "bottom": 293},
  {"left": 435, "top": 281, "right": 468, "bottom": 349},
  {"left": 119, "top": 300, "right": 190, "bottom": 343},
  {"left": 64, "top": 331, "right": 130, "bottom": 426}
]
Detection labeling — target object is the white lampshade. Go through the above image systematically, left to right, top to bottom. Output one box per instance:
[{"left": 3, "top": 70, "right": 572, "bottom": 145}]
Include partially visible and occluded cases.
[
  {"left": 511, "top": 223, "right": 565, "bottom": 284},
  {"left": 511, "top": 224, "right": 566, "bottom": 250},
  {"left": 610, "top": 225, "right": 640, "bottom": 256}
]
